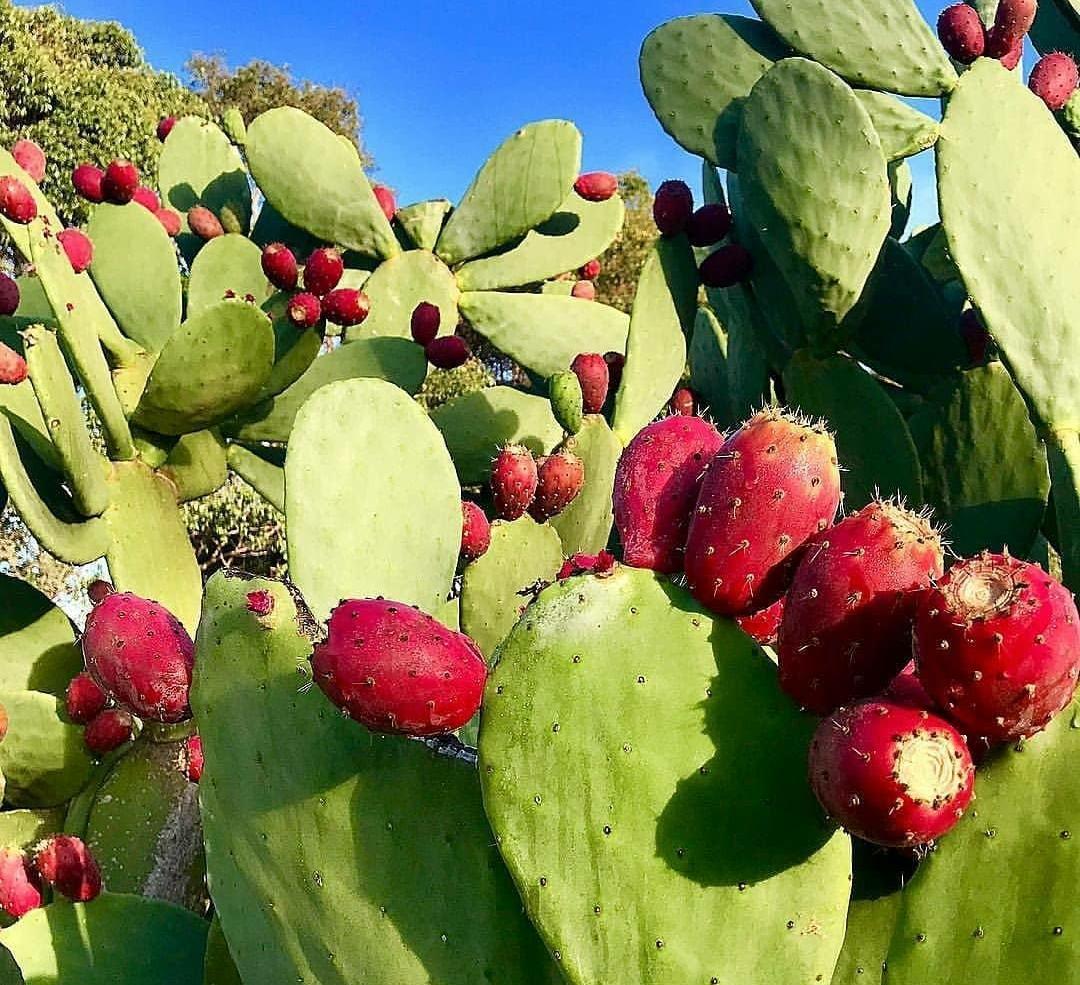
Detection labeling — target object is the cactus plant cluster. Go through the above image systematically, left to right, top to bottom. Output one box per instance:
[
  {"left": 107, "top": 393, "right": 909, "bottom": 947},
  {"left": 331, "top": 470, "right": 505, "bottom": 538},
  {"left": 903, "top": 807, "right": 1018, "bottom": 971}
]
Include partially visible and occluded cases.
[{"left": 0, "top": 0, "right": 1076, "bottom": 981}]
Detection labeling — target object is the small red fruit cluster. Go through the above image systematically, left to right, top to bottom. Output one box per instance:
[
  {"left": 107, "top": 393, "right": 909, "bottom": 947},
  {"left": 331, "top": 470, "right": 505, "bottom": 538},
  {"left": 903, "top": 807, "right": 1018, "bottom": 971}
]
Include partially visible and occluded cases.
[
  {"left": 936, "top": 0, "right": 1034, "bottom": 72},
  {"left": 69, "top": 155, "right": 181, "bottom": 236},
  {"left": 262, "top": 243, "right": 372, "bottom": 331},
  {"left": 409, "top": 301, "right": 471, "bottom": 370},
  {"left": 489, "top": 443, "right": 585, "bottom": 524},
  {"left": 0, "top": 835, "right": 102, "bottom": 919}
]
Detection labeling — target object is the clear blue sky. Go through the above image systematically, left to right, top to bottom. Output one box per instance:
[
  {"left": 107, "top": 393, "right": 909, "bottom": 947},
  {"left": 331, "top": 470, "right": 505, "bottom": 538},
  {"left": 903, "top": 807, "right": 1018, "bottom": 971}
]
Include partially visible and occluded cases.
[{"left": 57, "top": 0, "right": 951, "bottom": 227}]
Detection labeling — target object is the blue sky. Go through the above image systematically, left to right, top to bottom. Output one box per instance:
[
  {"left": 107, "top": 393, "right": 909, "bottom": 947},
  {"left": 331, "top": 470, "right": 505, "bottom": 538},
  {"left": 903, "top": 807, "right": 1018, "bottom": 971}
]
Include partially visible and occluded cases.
[{"left": 58, "top": 0, "right": 951, "bottom": 228}]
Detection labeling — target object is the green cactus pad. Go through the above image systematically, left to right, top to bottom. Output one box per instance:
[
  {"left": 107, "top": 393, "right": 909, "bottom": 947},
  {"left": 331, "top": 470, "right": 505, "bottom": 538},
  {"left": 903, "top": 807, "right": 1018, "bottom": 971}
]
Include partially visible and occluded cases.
[
  {"left": 749, "top": 0, "right": 955, "bottom": 95},
  {"left": 1031, "top": 0, "right": 1080, "bottom": 59},
  {"left": 639, "top": 14, "right": 789, "bottom": 169},
  {"left": 737, "top": 58, "right": 891, "bottom": 344},
  {"left": 855, "top": 91, "right": 939, "bottom": 161},
  {"left": 245, "top": 107, "right": 399, "bottom": 260},
  {"left": 436, "top": 121, "right": 581, "bottom": 266},
  {"left": 888, "top": 160, "right": 913, "bottom": 240},
  {"left": 456, "top": 193, "right": 624, "bottom": 292},
  {"left": 397, "top": 199, "right": 453, "bottom": 251},
  {"left": 248, "top": 200, "right": 320, "bottom": 258},
  {"left": 86, "top": 203, "right": 182, "bottom": 353},
  {"left": 186, "top": 234, "right": 271, "bottom": 315},
  {"left": 613, "top": 240, "right": 693, "bottom": 444},
  {"left": 346, "top": 249, "right": 459, "bottom": 342},
  {"left": 541, "top": 280, "right": 575, "bottom": 297},
  {"left": 258, "top": 293, "right": 322, "bottom": 400},
  {"left": 459, "top": 293, "right": 628, "bottom": 378},
  {"left": 704, "top": 293, "right": 771, "bottom": 427},
  {"left": 134, "top": 301, "right": 274, "bottom": 435},
  {"left": 689, "top": 306, "right": 733, "bottom": 423},
  {"left": 783, "top": 351, "right": 922, "bottom": 507},
  {"left": 909, "top": 363, "right": 1050, "bottom": 556},
  {"left": 549, "top": 370, "right": 585, "bottom": 435},
  {"left": 0, "top": 375, "right": 59, "bottom": 470},
  {"left": 286, "top": 378, "right": 459, "bottom": 619},
  {"left": 430, "top": 386, "right": 564, "bottom": 485},
  {"left": 549, "top": 416, "right": 622, "bottom": 555},
  {"left": 160, "top": 429, "right": 228, "bottom": 503},
  {"left": 1048, "top": 434, "right": 1080, "bottom": 591},
  {"left": 226, "top": 444, "right": 284, "bottom": 512},
  {"left": 102, "top": 460, "right": 203, "bottom": 633},
  {"left": 461, "top": 516, "right": 564, "bottom": 661},
  {"left": 479, "top": 568, "right": 851, "bottom": 985},
  {"left": 193, "top": 573, "right": 559, "bottom": 985},
  {"left": 0, "top": 575, "right": 81, "bottom": 696},
  {"left": 0, "top": 689, "right": 94, "bottom": 808},
  {"left": 0, "top": 808, "right": 66, "bottom": 851},
  {"left": 0, "top": 893, "right": 208, "bottom": 985},
  {"left": 204, "top": 916, "right": 243, "bottom": 985}
]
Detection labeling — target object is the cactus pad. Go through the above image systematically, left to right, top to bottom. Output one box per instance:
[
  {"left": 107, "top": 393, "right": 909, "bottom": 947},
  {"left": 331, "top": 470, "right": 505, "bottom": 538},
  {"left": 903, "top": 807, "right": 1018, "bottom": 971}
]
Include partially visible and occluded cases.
[
  {"left": 186, "top": 234, "right": 271, "bottom": 315},
  {"left": 348, "top": 249, "right": 458, "bottom": 342},
  {"left": 549, "top": 416, "right": 622, "bottom": 555},
  {"left": 0, "top": 574, "right": 81, "bottom": 696}
]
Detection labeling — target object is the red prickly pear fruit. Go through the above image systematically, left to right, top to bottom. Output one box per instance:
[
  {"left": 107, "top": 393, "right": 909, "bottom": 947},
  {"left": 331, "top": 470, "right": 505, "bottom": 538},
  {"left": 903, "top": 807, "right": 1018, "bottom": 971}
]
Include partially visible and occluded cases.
[
  {"left": 985, "top": 0, "right": 1037, "bottom": 57},
  {"left": 937, "top": 3, "right": 986, "bottom": 63},
  {"left": 999, "top": 37, "right": 1024, "bottom": 70},
  {"left": 1029, "top": 52, "right": 1080, "bottom": 111},
  {"left": 157, "top": 116, "right": 177, "bottom": 142},
  {"left": 12, "top": 139, "right": 46, "bottom": 183},
  {"left": 101, "top": 159, "right": 139, "bottom": 204},
  {"left": 72, "top": 164, "right": 104, "bottom": 203},
  {"left": 574, "top": 171, "right": 618, "bottom": 202},
  {"left": 0, "top": 175, "right": 37, "bottom": 224},
  {"left": 653, "top": 179, "right": 693, "bottom": 236},
  {"left": 372, "top": 184, "right": 397, "bottom": 221},
  {"left": 132, "top": 186, "right": 160, "bottom": 213},
  {"left": 686, "top": 203, "right": 733, "bottom": 247},
  {"left": 188, "top": 205, "right": 224, "bottom": 241},
  {"left": 155, "top": 208, "right": 181, "bottom": 237},
  {"left": 57, "top": 228, "right": 93, "bottom": 274},
  {"left": 261, "top": 243, "right": 299, "bottom": 291},
  {"left": 699, "top": 243, "right": 754, "bottom": 288},
  {"left": 303, "top": 247, "right": 344, "bottom": 297},
  {"left": 579, "top": 258, "right": 601, "bottom": 280},
  {"left": 0, "top": 273, "right": 19, "bottom": 317},
  {"left": 571, "top": 280, "right": 596, "bottom": 301},
  {"left": 322, "top": 287, "right": 371, "bottom": 327},
  {"left": 287, "top": 292, "right": 322, "bottom": 329},
  {"left": 410, "top": 301, "right": 441, "bottom": 346},
  {"left": 959, "top": 308, "right": 990, "bottom": 365},
  {"left": 426, "top": 335, "right": 470, "bottom": 370},
  {"left": 0, "top": 342, "right": 28, "bottom": 385},
  {"left": 604, "top": 351, "right": 625, "bottom": 393},
  {"left": 570, "top": 353, "right": 609, "bottom": 415},
  {"left": 669, "top": 387, "right": 695, "bottom": 416},
  {"left": 685, "top": 408, "right": 841, "bottom": 616},
  {"left": 613, "top": 415, "right": 725, "bottom": 573},
  {"left": 491, "top": 444, "right": 538, "bottom": 520},
  {"left": 530, "top": 449, "right": 585, "bottom": 521},
  {"left": 460, "top": 501, "right": 491, "bottom": 562},
  {"left": 777, "top": 502, "right": 945, "bottom": 714},
  {"left": 557, "top": 551, "right": 617, "bottom": 580},
  {"left": 914, "top": 552, "right": 1080, "bottom": 741},
  {"left": 87, "top": 579, "right": 114, "bottom": 605},
  {"left": 245, "top": 590, "right": 274, "bottom": 617},
  {"left": 82, "top": 592, "right": 195, "bottom": 723},
  {"left": 736, "top": 596, "right": 786, "bottom": 647},
  {"left": 311, "top": 599, "right": 487, "bottom": 735},
  {"left": 886, "top": 661, "right": 937, "bottom": 711},
  {"left": 66, "top": 672, "right": 108, "bottom": 725},
  {"left": 809, "top": 700, "right": 975, "bottom": 848},
  {"left": 84, "top": 707, "right": 135, "bottom": 755},
  {"left": 183, "top": 734, "right": 204, "bottom": 782},
  {"left": 32, "top": 835, "right": 101, "bottom": 903},
  {"left": 0, "top": 850, "right": 42, "bottom": 918}
]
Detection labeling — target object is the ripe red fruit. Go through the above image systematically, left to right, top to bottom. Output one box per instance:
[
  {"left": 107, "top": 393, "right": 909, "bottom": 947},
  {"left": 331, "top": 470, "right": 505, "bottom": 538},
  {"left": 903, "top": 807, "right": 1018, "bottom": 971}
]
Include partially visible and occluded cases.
[
  {"left": 985, "top": 0, "right": 1037, "bottom": 57},
  {"left": 937, "top": 3, "right": 987, "bottom": 63},
  {"left": 1000, "top": 37, "right": 1024, "bottom": 70},
  {"left": 1029, "top": 52, "right": 1080, "bottom": 111},
  {"left": 157, "top": 117, "right": 177, "bottom": 142},
  {"left": 12, "top": 139, "right": 46, "bottom": 183},
  {"left": 101, "top": 160, "right": 139, "bottom": 204},
  {"left": 72, "top": 164, "right": 104, "bottom": 203},
  {"left": 574, "top": 171, "right": 618, "bottom": 202},
  {"left": 0, "top": 175, "right": 37, "bottom": 224},
  {"left": 653, "top": 179, "right": 693, "bottom": 236},
  {"left": 372, "top": 184, "right": 397, "bottom": 221},
  {"left": 131, "top": 186, "right": 160, "bottom": 213},
  {"left": 685, "top": 203, "right": 733, "bottom": 247},
  {"left": 188, "top": 205, "right": 224, "bottom": 241},
  {"left": 154, "top": 208, "right": 181, "bottom": 237},
  {"left": 57, "top": 228, "right": 93, "bottom": 273},
  {"left": 261, "top": 243, "right": 299, "bottom": 291},
  {"left": 699, "top": 243, "right": 754, "bottom": 288},
  {"left": 303, "top": 247, "right": 344, "bottom": 296},
  {"left": 579, "top": 258, "right": 601, "bottom": 280},
  {"left": 0, "top": 273, "right": 19, "bottom": 317},
  {"left": 571, "top": 280, "right": 596, "bottom": 300},
  {"left": 322, "top": 287, "right": 370, "bottom": 327},
  {"left": 287, "top": 292, "right": 322, "bottom": 329},
  {"left": 410, "top": 301, "right": 441, "bottom": 346},
  {"left": 959, "top": 308, "right": 990, "bottom": 365},
  {"left": 426, "top": 335, "right": 470, "bottom": 370},
  {"left": 0, "top": 342, "right": 28, "bottom": 385},
  {"left": 570, "top": 352, "right": 609, "bottom": 415},
  {"left": 669, "top": 387, "right": 695, "bottom": 416},
  {"left": 685, "top": 409, "right": 841, "bottom": 616},
  {"left": 613, "top": 415, "right": 725, "bottom": 573},
  {"left": 491, "top": 445, "right": 538, "bottom": 520},
  {"left": 530, "top": 449, "right": 585, "bottom": 521},
  {"left": 460, "top": 501, "right": 491, "bottom": 562},
  {"left": 778, "top": 502, "right": 945, "bottom": 714},
  {"left": 557, "top": 551, "right": 617, "bottom": 580},
  {"left": 915, "top": 552, "right": 1080, "bottom": 741},
  {"left": 87, "top": 579, "right": 114, "bottom": 605},
  {"left": 245, "top": 590, "right": 274, "bottom": 616},
  {"left": 82, "top": 592, "right": 195, "bottom": 723},
  {"left": 735, "top": 596, "right": 786, "bottom": 647},
  {"left": 311, "top": 599, "right": 487, "bottom": 735},
  {"left": 886, "top": 661, "right": 937, "bottom": 711},
  {"left": 66, "top": 672, "right": 108, "bottom": 725},
  {"left": 809, "top": 701, "right": 975, "bottom": 848},
  {"left": 84, "top": 708, "right": 135, "bottom": 755},
  {"left": 184, "top": 734, "right": 204, "bottom": 782},
  {"left": 32, "top": 835, "right": 101, "bottom": 902},
  {"left": 0, "top": 851, "right": 42, "bottom": 918}
]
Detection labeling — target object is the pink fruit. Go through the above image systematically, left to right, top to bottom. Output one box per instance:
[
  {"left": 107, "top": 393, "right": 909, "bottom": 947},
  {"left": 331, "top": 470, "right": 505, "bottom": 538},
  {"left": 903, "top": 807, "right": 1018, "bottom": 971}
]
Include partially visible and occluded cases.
[
  {"left": 985, "top": 0, "right": 1037, "bottom": 57},
  {"left": 937, "top": 3, "right": 986, "bottom": 63},
  {"left": 1000, "top": 37, "right": 1024, "bottom": 70},
  {"left": 1029, "top": 52, "right": 1080, "bottom": 111},
  {"left": 157, "top": 117, "right": 177, "bottom": 142},
  {"left": 12, "top": 139, "right": 46, "bottom": 183},
  {"left": 101, "top": 160, "right": 139, "bottom": 204},
  {"left": 72, "top": 164, "right": 104, "bottom": 203},
  {"left": 574, "top": 171, "right": 618, "bottom": 202},
  {"left": 0, "top": 175, "right": 36, "bottom": 224},
  {"left": 653, "top": 179, "right": 693, "bottom": 236},
  {"left": 372, "top": 184, "right": 397, "bottom": 221},
  {"left": 132, "top": 186, "right": 160, "bottom": 213},
  {"left": 685, "top": 203, "right": 733, "bottom": 247},
  {"left": 188, "top": 205, "right": 223, "bottom": 241},
  {"left": 154, "top": 208, "right": 181, "bottom": 237},
  {"left": 58, "top": 228, "right": 93, "bottom": 273},
  {"left": 261, "top": 243, "right": 299, "bottom": 291},
  {"left": 699, "top": 243, "right": 754, "bottom": 288},
  {"left": 303, "top": 247, "right": 344, "bottom": 296},
  {"left": 579, "top": 258, "right": 601, "bottom": 280},
  {"left": 0, "top": 273, "right": 19, "bottom": 316},
  {"left": 571, "top": 280, "right": 596, "bottom": 301},
  {"left": 322, "top": 287, "right": 370, "bottom": 327},
  {"left": 287, "top": 292, "right": 322, "bottom": 329},
  {"left": 410, "top": 301, "right": 441, "bottom": 345},
  {"left": 959, "top": 308, "right": 989, "bottom": 365},
  {"left": 426, "top": 335, "right": 470, "bottom": 370},
  {"left": 0, "top": 342, "right": 28, "bottom": 385},
  {"left": 604, "top": 351, "right": 625, "bottom": 392},
  {"left": 570, "top": 352, "right": 609, "bottom": 415},
  {"left": 669, "top": 387, "right": 695, "bottom": 416},
  {"left": 685, "top": 408, "right": 841, "bottom": 616},
  {"left": 613, "top": 415, "right": 725, "bottom": 573},
  {"left": 491, "top": 444, "right": 538, "bottom": 520},
  {"left": 530, "top": 449, "right": 585, "bottom": 521},
  {"left": 460, "top": 501, "right": 491, "bottom": 562},
  {"left": 778, "top": 502, "right": 945, "bottom": 714},
  {"left": 557, "top": 551, "right": 617, "bottom": 580},
  {"left": 914, "top": 552, "right": 1080, "bottom": 741},
  {"left": 87, "top": 579, "right": 114, "bottom": 605},
  {"left": 246, "top": 590, "right": 274, "bottom": 616},
  {"left": 82, "top": 592, "right": 195, "bottom": 723},
  {"left": 736, "top": 596, "right": 786, "bottom": 647},
  {"left": 311, "top": 599, "right": 487, "bottom": 735},
  {"left": 886, "top": 661, "right": 937, "bottom": 711},
  {"left": 66, "top": 672, "right": 108, "bottom": 725},
  {"left": 809, "top": 701, "right": 975, "bottom": 848},
  {"left": 84, "top": 708, "right": 135, "bottom": 755},
  {"left": 184, "top": 734, "right": 204, "bottom": 782},
  {"left": 32, "top": 835, "right": 101, "bottom": 902},
  {"left": 0, "top": 851, "right": 42, "bottom": 918}
]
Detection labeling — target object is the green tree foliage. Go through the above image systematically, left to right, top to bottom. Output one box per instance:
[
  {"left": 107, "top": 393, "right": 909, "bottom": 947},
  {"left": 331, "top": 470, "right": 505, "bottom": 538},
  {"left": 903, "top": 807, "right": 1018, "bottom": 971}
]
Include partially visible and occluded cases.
[{"left": 594, "top": 171, "right": 655, "bottom": 313}]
